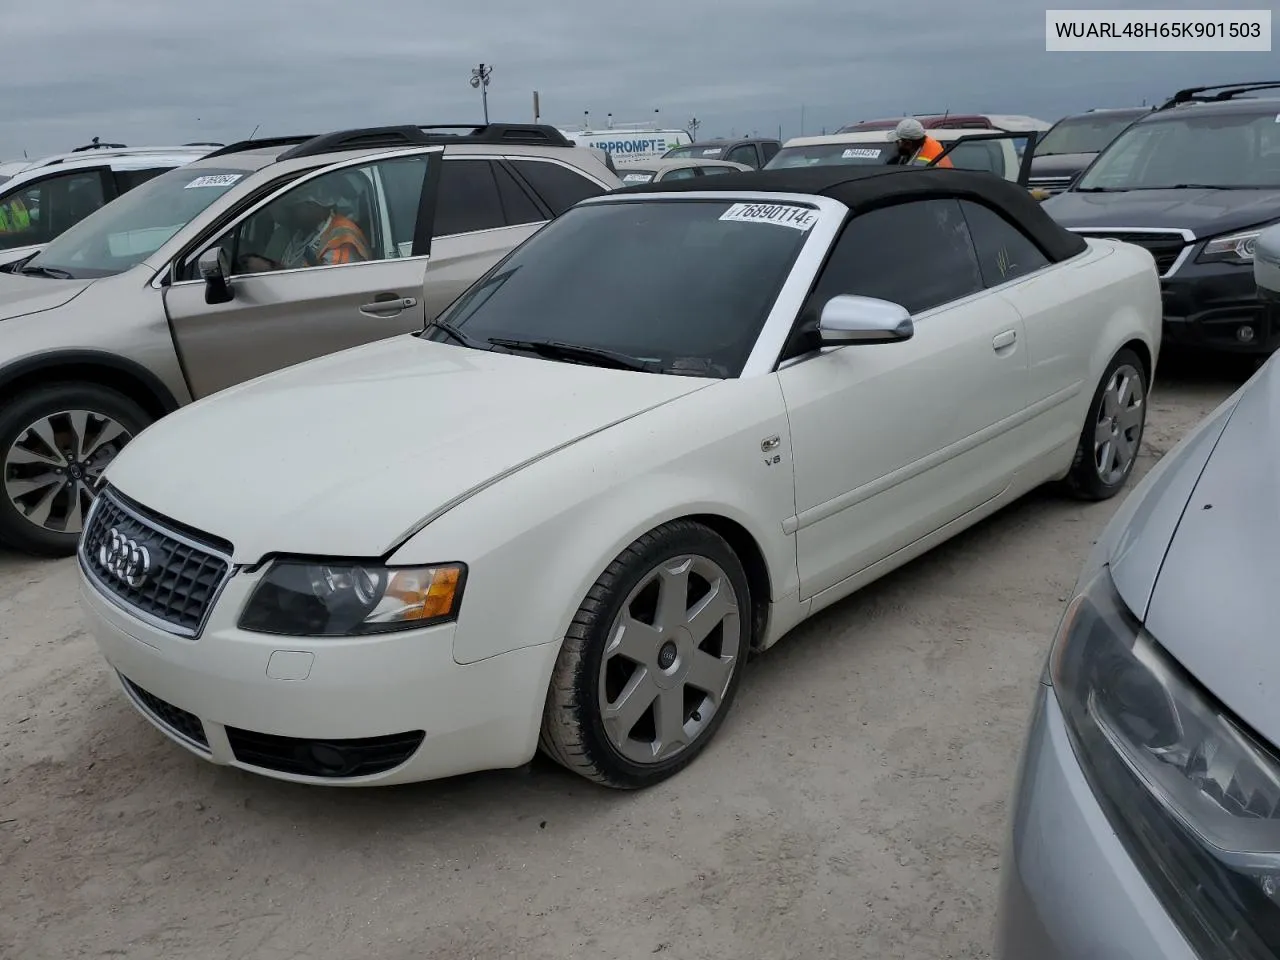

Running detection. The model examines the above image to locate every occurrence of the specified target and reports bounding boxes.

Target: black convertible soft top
[608,165,1089,263]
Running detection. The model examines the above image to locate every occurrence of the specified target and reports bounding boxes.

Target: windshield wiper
[1073,186,1127,193]
[486,337,656,372]
[425,318,471,346]
[19,264,74,279]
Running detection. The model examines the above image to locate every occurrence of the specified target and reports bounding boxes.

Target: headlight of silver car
[238,560,466,636]
[1052,565,1280,959]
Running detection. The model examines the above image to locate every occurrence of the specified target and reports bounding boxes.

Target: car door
[0,167,114,254]
[162,149,439,399]
[959,198,1099,460]
[776,198,1030,600]
[725,143,761,169]
[418,157,552,321]
[931,132,1036,186]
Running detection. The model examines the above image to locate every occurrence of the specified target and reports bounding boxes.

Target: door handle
[359,295,418,316]
[992,329,1018,351]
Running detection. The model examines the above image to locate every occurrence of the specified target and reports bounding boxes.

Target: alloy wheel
[597,554,743,765]
[1093,363,1144,486]
[3,409,133,535]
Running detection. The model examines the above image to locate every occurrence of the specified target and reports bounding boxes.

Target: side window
[433,159,506,237]
[803,198,983,316]
[960,200,1050,286]
[725,144,759,168]
[761,142,781,162]
[493,162,546,226]
[700,165,733,176]
[509,159,606,216]
[664,167,699,181]
[213,155,428,276]
[0,171,107,250]
[114,167,171,193]
[945,141,1002,176]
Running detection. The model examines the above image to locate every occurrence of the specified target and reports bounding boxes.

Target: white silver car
[77,166,1160,790]
[0,141,213,266]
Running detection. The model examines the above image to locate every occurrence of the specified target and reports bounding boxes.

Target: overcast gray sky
[3,0,1274,156]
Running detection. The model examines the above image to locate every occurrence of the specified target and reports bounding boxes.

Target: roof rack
[72,138,127,152]
[201,135,318,159]
[1158,81,1280,109]
[276,123,575,160]
[182,141,225,147]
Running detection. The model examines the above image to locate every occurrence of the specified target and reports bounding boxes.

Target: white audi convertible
[77,166,1161,789]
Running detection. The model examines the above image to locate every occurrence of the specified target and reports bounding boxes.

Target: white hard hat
[894,118,926,141]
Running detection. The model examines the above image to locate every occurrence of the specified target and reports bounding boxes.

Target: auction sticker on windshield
[184,174,242,189]
[843,148,882,158]
[719,202,817,231]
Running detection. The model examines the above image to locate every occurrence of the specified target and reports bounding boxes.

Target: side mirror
[1255,223,1280,301]
[817,294,914,345]
[198,247,233,304]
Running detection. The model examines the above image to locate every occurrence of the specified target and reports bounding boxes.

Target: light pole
[469,63,493,123]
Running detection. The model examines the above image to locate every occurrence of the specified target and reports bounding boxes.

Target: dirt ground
[0,353,1247,960]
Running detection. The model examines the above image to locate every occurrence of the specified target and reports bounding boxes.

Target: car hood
[1043,188,1280,237]
[1143,357,1280,747]
[103,335,713,563]
[0,272,94,320]
[1030,153,1095,177]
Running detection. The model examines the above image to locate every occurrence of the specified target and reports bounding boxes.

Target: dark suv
[1028,107,1153,198]
[661,138,781,169]
[1043,82,1280,356]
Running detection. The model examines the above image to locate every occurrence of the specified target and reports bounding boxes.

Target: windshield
[1075,111,1280,190]
[618,169,656,184]
[666,145,724,159]
[765,142,891,169]
[24,166,248,278]
[1035,113,1144,156]
[426,198,816,377]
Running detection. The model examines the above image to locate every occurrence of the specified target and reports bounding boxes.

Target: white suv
[0,141,215,266]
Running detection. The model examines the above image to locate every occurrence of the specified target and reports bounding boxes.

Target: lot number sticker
[719,202,818,231]
[842,147,882,158]
[184,174,242,189]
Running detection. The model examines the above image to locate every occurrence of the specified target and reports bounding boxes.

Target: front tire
[539,520,751,789]
[0,384,150,557]
[1062,348,1147,501]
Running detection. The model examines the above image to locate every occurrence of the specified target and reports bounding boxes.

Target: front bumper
[1162,258,1279,355]
[994,685,1197,959]
[78,562,561,786]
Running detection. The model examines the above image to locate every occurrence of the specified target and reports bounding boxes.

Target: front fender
[389,376,798,664]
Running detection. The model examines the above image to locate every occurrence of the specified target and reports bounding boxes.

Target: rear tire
[1061,348,1147,501]
[539,520,751,789]
[0,384,151,557]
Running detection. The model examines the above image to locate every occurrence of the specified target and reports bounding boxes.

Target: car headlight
[238,560,466,636]
[1051,565,1280,959]
[1198,227,1270,265]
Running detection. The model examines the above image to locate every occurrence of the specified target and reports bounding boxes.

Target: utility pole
[688,117,701,139]
[469,63,493,123]
[533,90,540,122]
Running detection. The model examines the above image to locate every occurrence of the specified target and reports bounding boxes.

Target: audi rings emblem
[99,528,154,588]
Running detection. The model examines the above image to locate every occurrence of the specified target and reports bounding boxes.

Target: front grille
[1070,229,1188,276]
[80,490,232,637]
[225,727,425,778]
[122,676,209,749]
[1029,175,1073,195]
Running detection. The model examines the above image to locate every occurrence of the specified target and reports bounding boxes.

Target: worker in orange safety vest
[892,118,954,169]
[243,180,371,273]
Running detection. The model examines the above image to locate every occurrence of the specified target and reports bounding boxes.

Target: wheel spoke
[1114,432,1137,470]
[603,668,658,747]
[27,419,67,466]
[5,474,61,500]
[686,649,734,701]
[1096,440,1114,474]
[1094,418,1113,447]
[82,420,129,461]
[653,689,688,759]
[21,480,64,527]
[606,616,663,664]
[1118,402,1144,432]
[1101,385,1122,418]
[685,577,735,644]
[63,482,91,534]
[6,445,64,468]
[67,411,91,461]
[655,559,693,631]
